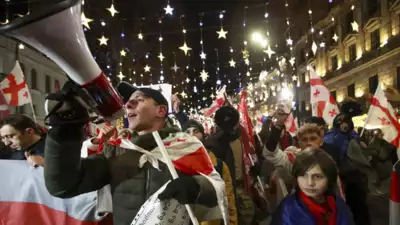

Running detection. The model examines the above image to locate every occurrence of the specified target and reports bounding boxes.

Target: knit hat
[182,120,205,136]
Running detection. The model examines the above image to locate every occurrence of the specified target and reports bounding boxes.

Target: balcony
[323,34,400,81]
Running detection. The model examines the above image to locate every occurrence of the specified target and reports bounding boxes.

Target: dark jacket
[271,192,355,225]
[3,135,46,160]
[44,125,218,225]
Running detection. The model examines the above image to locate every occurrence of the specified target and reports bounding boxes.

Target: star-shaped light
[289,57,295,66]
[181,91,187,99]
[217,28,228,39]
[200,70,209,82]
[186,78,190,83]
[138,33,143,40]
[292,76,298,81]
[286,38,293,46]
[107,4,119,17]
[229,59,236,67]
[246,71,251,76]
[158,53,165,62]
[120,49,126,56]
[98,35,109,46]
[264,46,275,58]
[351,21,359,32]
[242,49,249,59]
[200,52,207,60]
[332,33,339,42]
[81,12,93,29]
[171,64,180,72]
[320,42,326,48]
[312,41,318,54]
[117,72,125,81]
[244,58,250,65]
[144,65,151,72]
[179,42,192,55]
[164,4,174,15]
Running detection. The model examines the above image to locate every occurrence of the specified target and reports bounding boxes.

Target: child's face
[297,164,328,200]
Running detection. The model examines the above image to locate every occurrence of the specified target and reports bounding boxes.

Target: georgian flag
[82,133,228,225]
[390,161,400,225]
[201,86,226,117]
[284,113,298,137]
[364,85,400,150]
[0,61,32,106]
[309,67,339,125]
[0,160,111,225]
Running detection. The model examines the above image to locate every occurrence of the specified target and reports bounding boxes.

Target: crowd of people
[0,80,397,225]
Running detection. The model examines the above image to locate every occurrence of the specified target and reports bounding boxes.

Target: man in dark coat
[44,81,220,225]
[0,114,45,167]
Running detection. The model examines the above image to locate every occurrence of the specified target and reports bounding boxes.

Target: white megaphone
[0,0,125,122]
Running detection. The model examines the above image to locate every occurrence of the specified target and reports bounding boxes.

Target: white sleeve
[262,145,293,173]
[81,138,99,158]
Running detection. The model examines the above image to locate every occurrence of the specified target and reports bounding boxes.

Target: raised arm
[44,124,111,198]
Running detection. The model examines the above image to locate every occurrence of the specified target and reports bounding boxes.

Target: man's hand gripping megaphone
[44,80,107,126]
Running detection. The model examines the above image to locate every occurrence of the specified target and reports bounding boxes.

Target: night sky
[0,0,332,111]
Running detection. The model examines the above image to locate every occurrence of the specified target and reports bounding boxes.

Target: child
[271,148,354,225]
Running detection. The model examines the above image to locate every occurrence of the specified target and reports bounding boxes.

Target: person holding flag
[43,81,225,225]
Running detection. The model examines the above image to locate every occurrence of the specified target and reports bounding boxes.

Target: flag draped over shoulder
[0,61,32,106]
[89,133,228,225]
[0,160,110,225]
[309,67,339,125]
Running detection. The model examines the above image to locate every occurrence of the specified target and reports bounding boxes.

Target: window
[30,69,37,90]
[301,101,306,112]
[369,75,379,93]
[348,84,355,97]
[331,91,337,101]
[371,29,380,49]
[343,11,354,36]
[331,55,338,70]
[301,72,306,85]
[45,75,51,93]
[349,44,357,61]
[367,0,381,19]
[397,67,400,90]
[55,80,60,91]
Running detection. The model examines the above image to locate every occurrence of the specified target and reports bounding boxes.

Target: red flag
[237,91,268,209]
[201,86,226,117]
[284,113,298,137]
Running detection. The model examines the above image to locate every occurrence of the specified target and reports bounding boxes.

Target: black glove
[44,80,91,126]
[158,176,200,204]
[250,163,261,178]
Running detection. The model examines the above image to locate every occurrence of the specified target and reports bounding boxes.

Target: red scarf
[299,191,337,225]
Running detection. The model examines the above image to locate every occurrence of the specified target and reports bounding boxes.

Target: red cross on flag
[309,67,339,125]
[201,85,226,117]
[0,61,31,106]
[364,85,400,149]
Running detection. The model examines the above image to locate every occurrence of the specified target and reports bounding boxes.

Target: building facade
[0,35,68,125]
[294,0,400,120]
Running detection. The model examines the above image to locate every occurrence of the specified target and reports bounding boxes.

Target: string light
[179,16,192,55]
[217,12,228,39]
[106,1,119,17]
[98,35,109,46]
[199,15,209,82]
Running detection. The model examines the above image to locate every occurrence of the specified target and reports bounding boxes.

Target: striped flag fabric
[81,132,228,224]
[390,160,400,225]
[201,86,226,117]
[0,160,111,225]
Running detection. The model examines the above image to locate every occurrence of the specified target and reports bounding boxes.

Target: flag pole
[152,131,199,225]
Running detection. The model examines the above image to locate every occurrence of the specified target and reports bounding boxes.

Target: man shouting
[44,81,223,225]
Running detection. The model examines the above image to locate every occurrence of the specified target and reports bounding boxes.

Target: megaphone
[0,0,125,122]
